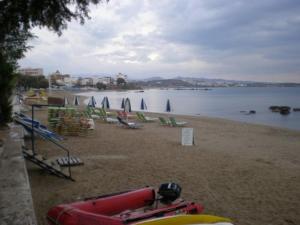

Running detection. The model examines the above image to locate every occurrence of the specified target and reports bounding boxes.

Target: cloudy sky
[19,0,300,82]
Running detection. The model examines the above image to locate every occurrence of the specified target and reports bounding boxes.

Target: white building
[18,68,43,76]
[91,77,104,86]
[49,70,71,86]
[92,76,114,85]
[79,78,93,86]
[63,77,78,87]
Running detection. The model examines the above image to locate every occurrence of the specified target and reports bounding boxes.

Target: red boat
[47,184,204,225]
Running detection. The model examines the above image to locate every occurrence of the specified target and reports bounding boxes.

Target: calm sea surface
[78,87,300,131]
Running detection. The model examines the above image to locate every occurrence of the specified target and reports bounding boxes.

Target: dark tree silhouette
[17,75,49,90]
[116,77,126,86]
[96,82,107,90]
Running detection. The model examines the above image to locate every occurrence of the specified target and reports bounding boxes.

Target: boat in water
[47,183,205,225]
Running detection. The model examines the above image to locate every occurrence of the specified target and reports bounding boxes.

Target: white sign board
[181,128,194,146]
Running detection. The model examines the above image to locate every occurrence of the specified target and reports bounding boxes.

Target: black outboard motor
[158,183,182,203]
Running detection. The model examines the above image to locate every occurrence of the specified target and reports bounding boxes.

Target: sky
[19,0,300,82]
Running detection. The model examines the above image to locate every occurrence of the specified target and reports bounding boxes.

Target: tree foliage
[96,82,107,90]
[0,0,107,126]
[116,77,126,86]
[0,54,18,126]
[17,75,49,90]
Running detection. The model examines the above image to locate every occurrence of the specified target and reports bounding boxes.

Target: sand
[24,91,300,225]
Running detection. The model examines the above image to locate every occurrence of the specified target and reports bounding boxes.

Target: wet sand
[24,91,300,225]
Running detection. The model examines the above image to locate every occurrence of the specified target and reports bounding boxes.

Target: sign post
[181,128,195,146]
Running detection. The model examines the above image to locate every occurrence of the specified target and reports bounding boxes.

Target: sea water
[78,87,300,131]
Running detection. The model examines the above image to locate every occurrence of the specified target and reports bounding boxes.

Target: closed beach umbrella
[140,98,147,110]
[88,96,96,107]
[101,96,105,106]
[64,96,69,106]
[105,96,110,109]
[74,96,80,106]
[121,98,125,109]
[92,96,97,106]
[102,96,110,109]
[124,98,131,112]
[166,99,171,112]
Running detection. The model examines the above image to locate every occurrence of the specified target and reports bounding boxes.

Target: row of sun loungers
[85,107,188,129]
[16,108,186,134]
[136,112,187,127]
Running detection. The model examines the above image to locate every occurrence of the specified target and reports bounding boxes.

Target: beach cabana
[74,96,80,106]
[140,98,147,110]
[166,99,171,112]
[64,97,69,106]
[124,98,131,113]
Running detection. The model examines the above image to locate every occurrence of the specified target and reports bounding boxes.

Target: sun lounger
[117,116,142,129]
[84,107,94,118]
[136,112,144,121]
[98,108,118,123]
[137,112,157,122]
[159,117,171,126]
[169,117,187,127]
[117,111,136,120]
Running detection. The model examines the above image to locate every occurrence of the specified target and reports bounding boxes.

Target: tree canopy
[0,0,107,62]
[0,0,107,126]
[17,75,49,90]
[116,77,126,86]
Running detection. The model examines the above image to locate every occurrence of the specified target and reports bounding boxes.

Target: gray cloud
[19,0,300,82]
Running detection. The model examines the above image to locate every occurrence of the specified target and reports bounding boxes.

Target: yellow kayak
[134,215,232,225]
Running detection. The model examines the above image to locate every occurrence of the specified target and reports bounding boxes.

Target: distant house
[78,77,93,86]
[50,70,70,86]
[63,77,78,87]
[18,68,44,77]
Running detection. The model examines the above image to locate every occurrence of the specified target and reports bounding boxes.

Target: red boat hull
[47,187,203,225]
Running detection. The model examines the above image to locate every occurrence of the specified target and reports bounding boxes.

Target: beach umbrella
[124,98,131,112]
[166,99,171,112]
[101,96,110,110]
[64,96,69,106]
[140,98,147,110]
[101,97,106,109]
[88,96,96,107]
[74,96,80,106]
[106,97,110,109]
[121,98,125,109]
[92,96,97,106]
[101,97,105,106]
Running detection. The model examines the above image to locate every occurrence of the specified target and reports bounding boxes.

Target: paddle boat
[134,215,233,225]
[47,183,205,225]
[14,112,63,141]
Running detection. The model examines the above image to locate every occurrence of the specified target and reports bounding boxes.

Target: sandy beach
[24,91,300,225]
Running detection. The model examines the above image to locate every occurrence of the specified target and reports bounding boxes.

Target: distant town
[17,67,300,90]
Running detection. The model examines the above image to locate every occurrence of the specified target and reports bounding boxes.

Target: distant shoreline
[48,89,300,132]
[74,87,300,131]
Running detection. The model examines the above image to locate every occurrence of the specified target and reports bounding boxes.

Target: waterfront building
[18,68,44,76]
